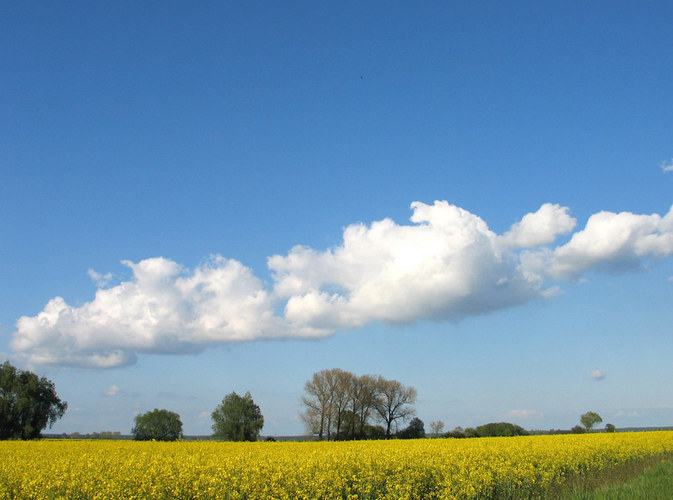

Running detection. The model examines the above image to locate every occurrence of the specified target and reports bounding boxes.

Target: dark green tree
[362,424,386,440]
[580,411,603,431]
[397,417,426,439]
[212,391,264,441]
[0,361,68,440]
[132,409,183,441]
[476,422,528,437]
[605,423,617,433]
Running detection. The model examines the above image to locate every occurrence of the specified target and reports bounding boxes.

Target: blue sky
[2,2,672,436]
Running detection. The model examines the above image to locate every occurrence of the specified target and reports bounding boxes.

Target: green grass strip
[561,456,673,499]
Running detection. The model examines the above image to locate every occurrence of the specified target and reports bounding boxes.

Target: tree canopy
[212,391,264,441]
[132,409,183,441]
[580,411,603,431]
[475,422,529,438]
[0,361,68,440]
[397,417,425,439]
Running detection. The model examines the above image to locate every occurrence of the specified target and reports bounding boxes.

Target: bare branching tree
[300,369,417,440]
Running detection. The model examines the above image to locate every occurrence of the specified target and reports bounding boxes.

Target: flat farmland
[2,432,673,499]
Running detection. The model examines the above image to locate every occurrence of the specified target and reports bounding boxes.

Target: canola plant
[1,431,672,499]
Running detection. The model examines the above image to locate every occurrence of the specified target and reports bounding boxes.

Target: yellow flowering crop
[1,431,672,499]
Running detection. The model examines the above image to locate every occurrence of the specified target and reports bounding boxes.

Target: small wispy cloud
[660,159,673,172]
[507,409,542,419]
[197,411,211,420]
[590,370,606,380]
[103,385,120,397]
[88,269,114,288]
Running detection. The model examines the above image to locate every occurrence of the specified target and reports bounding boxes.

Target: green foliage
[572,424,587,434]
[212,391,264,441]
[445,427,467,439]
[580,411,603,431]
[476,422,529,437]
[0,361,67,440]
[604,423,616,433]
[132,409,183,441]
[397,417,425,439]
[464,427,479,438]
[362,424,386,440]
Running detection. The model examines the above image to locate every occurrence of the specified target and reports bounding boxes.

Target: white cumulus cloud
[661,159,673,172]
[270,201,547,330]
[500,203,576,248]
[11,200,673,368]
[11,255,320,368]
[521,205,673,281]
[591,370,606,380]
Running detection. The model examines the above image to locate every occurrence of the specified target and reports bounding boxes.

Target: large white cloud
[11,201,673,368]
[11,255,324,368]
[270,201,547,330]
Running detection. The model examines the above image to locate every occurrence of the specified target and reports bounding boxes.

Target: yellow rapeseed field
[1,431,672,499]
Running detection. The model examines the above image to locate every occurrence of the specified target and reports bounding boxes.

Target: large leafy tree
[212,391,264,441]
[132,409,183,441]
[0,361,68,440]
[580,411,603,431]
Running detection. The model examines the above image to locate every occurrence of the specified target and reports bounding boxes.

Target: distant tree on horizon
[132,409,182,441]
[397,417,425,439]
[429,420,445,437]
[300,369,417,440]
[580,411,603,431]
[212,391,264,441]
[476,422,528,437]
[372,377,417,439]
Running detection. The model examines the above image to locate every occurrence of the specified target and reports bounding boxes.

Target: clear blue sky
[2,2,672,436]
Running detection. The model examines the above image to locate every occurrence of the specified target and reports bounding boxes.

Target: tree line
[0,361,617,441]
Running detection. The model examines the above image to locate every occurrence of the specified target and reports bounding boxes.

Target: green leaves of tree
[211,391,264,441]
[0,361,67,440]
[132,409,183,441]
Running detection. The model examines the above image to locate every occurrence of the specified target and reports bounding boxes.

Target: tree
[212,391,264,441]
[362,424,386,440]
[580,411,603,431]
[301,369,379,441]
[0,361,67,440]
[429,420,445,438]
[476,422,528,437]
[446,427,467,439]
[397,417,425,439]
[132,409,182,441]
[301,369,336,440]
[345,373,379,440]
[372,377,417,439]
[605,423,616,433]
